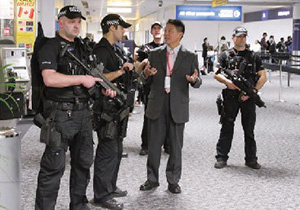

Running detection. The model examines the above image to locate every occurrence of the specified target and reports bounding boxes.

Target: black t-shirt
[93,38,123,82]
[136,41,164,62]
[93,37,125,114]
[38,35,89,101]
[218,48,264,84]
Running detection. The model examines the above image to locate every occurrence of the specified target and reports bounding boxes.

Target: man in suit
[139,19,201,194]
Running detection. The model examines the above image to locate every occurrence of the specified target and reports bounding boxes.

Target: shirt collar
[167,44,181,55]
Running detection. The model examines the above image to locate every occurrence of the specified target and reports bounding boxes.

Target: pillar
[37,0,56,37]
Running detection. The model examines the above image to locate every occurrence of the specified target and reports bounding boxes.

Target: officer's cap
[151,21,163,30]
[101,14,131,29]
[232,26,248,37]
[57,5,86,20]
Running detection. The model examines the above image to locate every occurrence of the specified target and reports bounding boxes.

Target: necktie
[165,49,175,93]
[167,49,175,76]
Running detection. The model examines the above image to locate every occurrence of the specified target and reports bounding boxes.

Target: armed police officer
[135,21,169,156]
[90,14,133,210]
[214,27,267,170]
[34,6,116,210]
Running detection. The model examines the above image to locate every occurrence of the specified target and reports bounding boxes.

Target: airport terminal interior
[1,0,300,209]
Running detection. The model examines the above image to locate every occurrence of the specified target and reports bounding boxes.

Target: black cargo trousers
[216,89,257,163]
[35,101,93,210]
[93,115,124,203]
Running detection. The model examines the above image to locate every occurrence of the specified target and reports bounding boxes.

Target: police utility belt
[43,97,90,110]
[33,99,90,148]
[53,101,89,111]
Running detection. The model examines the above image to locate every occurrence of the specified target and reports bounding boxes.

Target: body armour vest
[43,36,90,102]
[225,48,258,85]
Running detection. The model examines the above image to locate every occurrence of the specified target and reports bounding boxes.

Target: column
[37,0,55,37]
[292,3,300,63]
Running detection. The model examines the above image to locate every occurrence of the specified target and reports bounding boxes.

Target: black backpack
[30,22,50,114]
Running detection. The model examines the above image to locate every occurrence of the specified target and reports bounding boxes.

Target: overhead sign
[244,7,292,23]
[176,5,242,21]
[212,0,228,7]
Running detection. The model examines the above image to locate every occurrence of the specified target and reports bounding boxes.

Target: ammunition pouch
[73,85,84,96]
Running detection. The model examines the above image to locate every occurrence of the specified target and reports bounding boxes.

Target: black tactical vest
[44,37,90,102]
[225,48,258,85]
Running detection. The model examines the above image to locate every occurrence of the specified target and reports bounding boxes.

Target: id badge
[165,76,171,89]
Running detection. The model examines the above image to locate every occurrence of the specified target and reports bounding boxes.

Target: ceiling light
[81,1,89,8]
[107,7,132,13]
[107,1,132,7]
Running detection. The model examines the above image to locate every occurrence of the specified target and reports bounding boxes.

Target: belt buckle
[62,102,68,110]
[61,102,73,110]
[74,101,83,110]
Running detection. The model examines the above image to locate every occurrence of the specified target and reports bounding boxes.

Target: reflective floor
[20,72,300,210]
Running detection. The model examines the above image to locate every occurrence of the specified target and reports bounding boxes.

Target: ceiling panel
[68,0,297,23]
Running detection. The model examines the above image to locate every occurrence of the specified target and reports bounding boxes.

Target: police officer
[135,21,169,156]
[35,5,115,210]
[91,14,133,210]
[214,26,267,170]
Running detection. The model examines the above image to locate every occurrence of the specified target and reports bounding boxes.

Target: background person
[201,37,209,74]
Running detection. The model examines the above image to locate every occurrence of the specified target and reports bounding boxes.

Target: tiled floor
[20,72,300,210]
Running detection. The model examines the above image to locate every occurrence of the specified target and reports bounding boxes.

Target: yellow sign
[15,0,36,51]
[212,0,228,7]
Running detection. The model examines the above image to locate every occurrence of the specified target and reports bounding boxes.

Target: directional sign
[176,5,242,21]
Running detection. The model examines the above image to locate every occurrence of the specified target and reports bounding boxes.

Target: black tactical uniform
[215,48,264,164]
[136,41,167,153]
[35,34,93,210]
[92,37,130,204]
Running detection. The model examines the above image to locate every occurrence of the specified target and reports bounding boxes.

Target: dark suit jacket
[145,45,201,124]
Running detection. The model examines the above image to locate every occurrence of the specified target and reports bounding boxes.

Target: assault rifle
[137,44,151,61]
[60,44,127,105]
[216,67,266,108]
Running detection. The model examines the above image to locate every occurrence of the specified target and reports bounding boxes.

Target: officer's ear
[58,18,64,28]
[109,25,118,33]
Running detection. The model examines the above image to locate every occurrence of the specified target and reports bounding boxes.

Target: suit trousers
[147,93,185,185]
[35,108,93,210]
[141,93,170,151]
[93,133,123,203]
[216,89,257,162]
